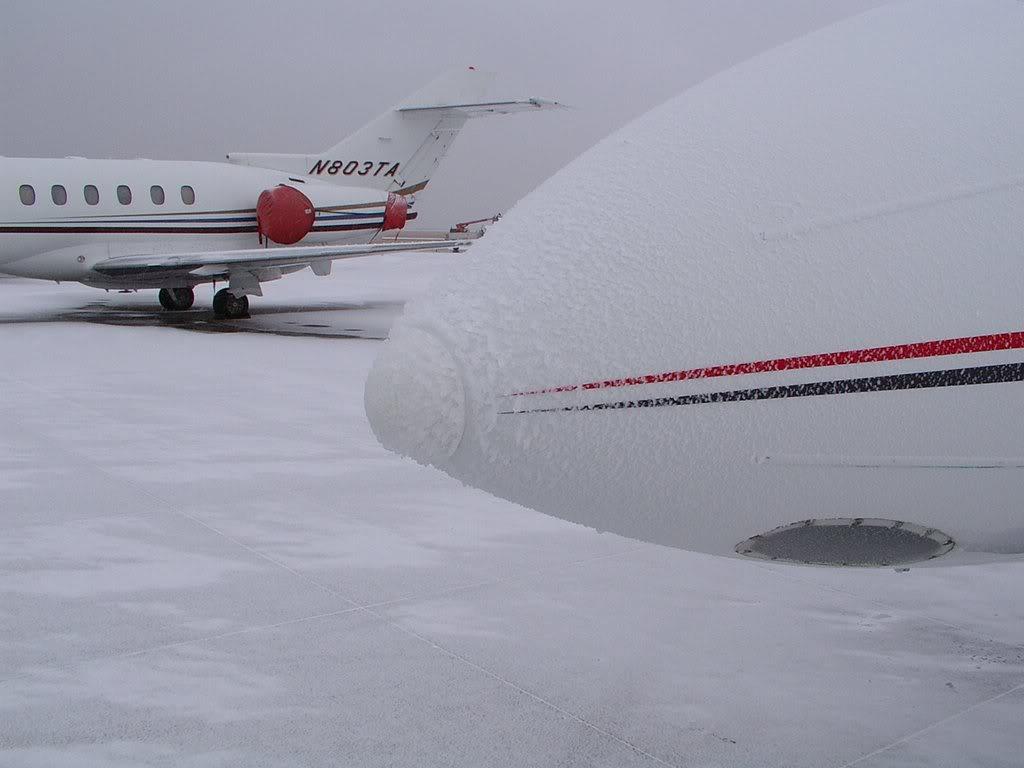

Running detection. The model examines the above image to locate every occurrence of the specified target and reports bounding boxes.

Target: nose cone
[362,0,1024,564]
[364,326,466,464]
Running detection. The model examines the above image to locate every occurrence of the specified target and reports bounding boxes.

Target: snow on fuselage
[365,0,1024,566]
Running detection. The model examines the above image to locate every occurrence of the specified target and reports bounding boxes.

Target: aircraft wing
[92,239,467,279]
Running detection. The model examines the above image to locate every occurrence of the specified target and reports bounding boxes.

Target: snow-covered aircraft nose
[365,0,1024,567]
[365,325,466,464]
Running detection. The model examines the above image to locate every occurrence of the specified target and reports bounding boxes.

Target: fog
[1,0,880,228]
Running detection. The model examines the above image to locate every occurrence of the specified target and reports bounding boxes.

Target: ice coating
[366,0,1024,561]
[365,325,466,463]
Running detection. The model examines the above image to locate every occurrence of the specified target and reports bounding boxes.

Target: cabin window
[51,185,67,205]
[150,185,165,205]
[117,185,132,205]
[84,185,99,205]
[180,185,195,205]
[19,185,35,205]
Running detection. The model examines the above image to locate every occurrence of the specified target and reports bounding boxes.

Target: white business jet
[0,69,560,318]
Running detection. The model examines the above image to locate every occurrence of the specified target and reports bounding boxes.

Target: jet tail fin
[227,68,562,195]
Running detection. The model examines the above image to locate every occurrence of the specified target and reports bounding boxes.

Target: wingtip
[528,97,571,110]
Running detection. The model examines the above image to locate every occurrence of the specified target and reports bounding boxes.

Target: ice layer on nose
[364,326,466,464]
[361,0,1024,561]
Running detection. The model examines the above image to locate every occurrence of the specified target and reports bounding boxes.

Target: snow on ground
[0,261,1022,768]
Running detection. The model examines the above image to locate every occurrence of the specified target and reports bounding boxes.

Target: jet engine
[257,185,315,245]
[382,193,408,231]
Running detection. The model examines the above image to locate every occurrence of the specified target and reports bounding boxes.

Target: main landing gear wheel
[158,287,195,311]
[212,288,249,319]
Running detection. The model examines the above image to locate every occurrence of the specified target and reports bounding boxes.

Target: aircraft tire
[213,288,249,319]
[159,287,195,311]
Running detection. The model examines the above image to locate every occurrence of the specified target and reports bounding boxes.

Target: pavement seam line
[376,618,684,768]
[3,422,670,768]
[0,546,643,686]
[151,504,678,766]
[837,681,1024,768]
[138,489,674,765]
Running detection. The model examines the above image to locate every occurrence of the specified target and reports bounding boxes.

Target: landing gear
[158,287,195,311]
[212,288,249,319]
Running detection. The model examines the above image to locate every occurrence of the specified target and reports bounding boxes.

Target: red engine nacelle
[257,185,315,245]
[382,193,408,232]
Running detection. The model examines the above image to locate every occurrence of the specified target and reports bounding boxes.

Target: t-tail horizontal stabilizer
[227,68,563,195]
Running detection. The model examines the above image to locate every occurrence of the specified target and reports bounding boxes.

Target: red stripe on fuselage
[513,331,1024,396]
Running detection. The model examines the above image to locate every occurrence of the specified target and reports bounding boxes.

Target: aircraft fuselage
[0,156,399,288]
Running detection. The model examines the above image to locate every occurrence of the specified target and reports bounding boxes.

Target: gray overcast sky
[1,1,880,228]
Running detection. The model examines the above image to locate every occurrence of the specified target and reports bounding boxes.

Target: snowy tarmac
[1,259,1022,768]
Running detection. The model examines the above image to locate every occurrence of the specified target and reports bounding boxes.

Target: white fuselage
[0,157,398,288]
[364,0,1024,566]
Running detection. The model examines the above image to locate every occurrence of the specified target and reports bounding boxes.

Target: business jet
[0,69,560,318]
[365,0,1024,568]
